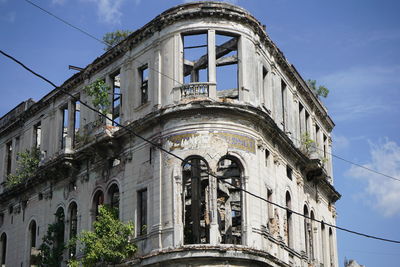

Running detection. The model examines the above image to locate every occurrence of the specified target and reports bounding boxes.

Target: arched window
[303,205,310,257]
[68,202,78,259]
[0,233,6,266]
[29,220,38,265]
[182,156,210,244]
[285,191,292,247]
[216,156,243,244]
[321,221,326,266]
[55,208,65,252]
[329,227,334,267]
[310,210,315,260]
[108,184,120,215]
[92,190,104,220]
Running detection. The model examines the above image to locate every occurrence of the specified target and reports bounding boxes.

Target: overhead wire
[1,49,400,244]
[23,0,399,184]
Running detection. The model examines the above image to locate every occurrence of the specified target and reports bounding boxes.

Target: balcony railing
[179,82,214,98]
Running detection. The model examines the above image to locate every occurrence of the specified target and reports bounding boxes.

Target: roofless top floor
[0,1,334,185]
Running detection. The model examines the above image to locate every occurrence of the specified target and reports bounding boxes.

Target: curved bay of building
[0,2,339,266]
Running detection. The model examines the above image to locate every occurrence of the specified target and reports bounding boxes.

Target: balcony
[175,82,215,100]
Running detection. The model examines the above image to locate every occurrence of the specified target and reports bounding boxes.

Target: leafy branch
[103,30,132,51]
[83,79,111,114]
[5,147,40,188]
[68,205,136,267]
[306,79,329,98]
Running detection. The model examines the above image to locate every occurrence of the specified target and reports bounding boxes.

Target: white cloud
[346,139,400,217]
[320,65,400,121]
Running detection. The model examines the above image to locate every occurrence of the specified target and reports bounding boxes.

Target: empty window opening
[108,184,120,215]
[267,189,273,228]
[92,191,104,220]
[281,80,287,128]
[73,100,80,147]
[182,157,210,244]
[304,205,312,259]
[55,208,65,253]
[329,228,334,267]
[34,122,41,149]
[61,107,69,149]
[14,136,20,160]
[310,211,315,260]
[139,65,149,105]
[138,189,147,236]
[112,72,121,125]
[216,33,238,99]
[285,192,292,247]
[265,149,270,167]
[299,103,304,135]
[5,141,12,176]
[315,124,320,149]
[1,233,6,266]
[216,157,242,244]
[305,110,310,134]
[321,221,327,266]
[323,135,328,158]
[183,33,208,84]
[29,220,37,265]
[68,202,78,259]
[286,165,293,180]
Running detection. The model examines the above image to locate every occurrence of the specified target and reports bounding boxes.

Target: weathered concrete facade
[0,2,340,266]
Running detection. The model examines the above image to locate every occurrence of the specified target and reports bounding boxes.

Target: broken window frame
[33,122,41,149]
[111,71,121,125]
[216,156,243,245]
[137,188,147,236]
[139,65,149,105]
[29,220,37,265]
[60,106,69,150]
[5,140,12,176]
[182,31,209,84]
[73,98,81,147]
[182,156,210,244]
[92,190,104,221]
[215,32,239,98]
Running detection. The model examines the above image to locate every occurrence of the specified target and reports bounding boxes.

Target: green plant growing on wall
[68,205,136,267]
[38,209,66,267]
[306,79,329,98]
[103,30,132,51]
[300,132,315,156]
[83,79,111,114]
[5,147,40,188]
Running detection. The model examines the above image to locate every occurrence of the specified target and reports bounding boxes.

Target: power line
[24,0,184,87]
[1,49,400,244]
[24,0,399,184]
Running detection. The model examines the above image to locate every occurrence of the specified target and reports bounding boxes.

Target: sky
[1,0,399,266]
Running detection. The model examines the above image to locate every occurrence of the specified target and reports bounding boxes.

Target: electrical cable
[1,48,400,244]
[24,0,184,87]
[23,0,399,184]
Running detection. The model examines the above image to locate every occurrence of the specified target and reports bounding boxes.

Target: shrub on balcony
[5,147,40,189]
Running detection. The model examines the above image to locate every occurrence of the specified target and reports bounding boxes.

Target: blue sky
[1,0,399,266]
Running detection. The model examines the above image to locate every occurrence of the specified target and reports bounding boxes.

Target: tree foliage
[300,132,315,156]
[83,79,111,114]
[38,209,66,267]
[103,30,132,51]
[306,79,329,98]
[68,205,136,267]
[6,147,40,188]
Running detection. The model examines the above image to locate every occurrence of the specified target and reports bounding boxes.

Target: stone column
[208,30,217,100]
